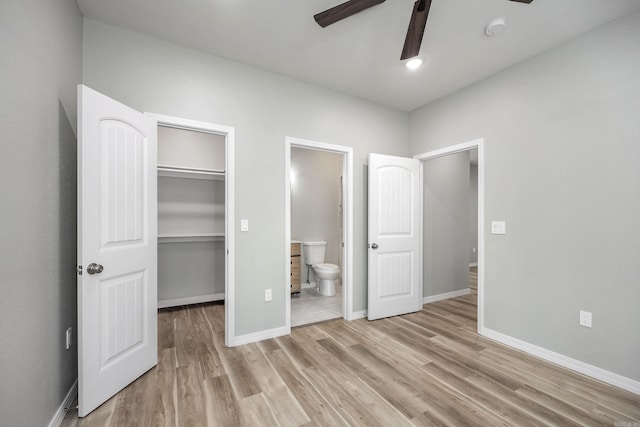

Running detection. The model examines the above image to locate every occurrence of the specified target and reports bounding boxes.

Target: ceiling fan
[314,0,534,61]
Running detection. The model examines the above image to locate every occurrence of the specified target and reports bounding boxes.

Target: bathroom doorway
[284,137,353,329]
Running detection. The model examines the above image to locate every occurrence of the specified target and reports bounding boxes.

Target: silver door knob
[371,243,379,249]
[87,263,104,275]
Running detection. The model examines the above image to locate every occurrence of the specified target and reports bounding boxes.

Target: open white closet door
[368,153,422,320]
[77,85,158,417]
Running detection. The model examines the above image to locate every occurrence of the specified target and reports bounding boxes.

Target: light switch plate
[241,219,249,232]
[491,221,506,235]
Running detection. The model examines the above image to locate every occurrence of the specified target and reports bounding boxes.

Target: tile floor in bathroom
[291,282,342,327]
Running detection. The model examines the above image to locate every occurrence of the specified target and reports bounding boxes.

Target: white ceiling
[76,0,640,111]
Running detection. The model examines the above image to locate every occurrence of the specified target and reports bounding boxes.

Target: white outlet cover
[241,219,249,232]
[579,310,592,328]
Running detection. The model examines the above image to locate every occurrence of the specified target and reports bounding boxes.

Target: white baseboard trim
[481,328,640,396]
[469,262,478,267]
[349,310,367,320]
[158,292,224,309]
[48,379,77,427]
[423,288,471,304]
[229,326,289,347]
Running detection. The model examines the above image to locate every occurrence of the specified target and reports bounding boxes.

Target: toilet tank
[302,241,326,265]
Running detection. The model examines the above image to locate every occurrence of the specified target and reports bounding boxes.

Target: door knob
[371,243,379,249]
[87,263,104,275]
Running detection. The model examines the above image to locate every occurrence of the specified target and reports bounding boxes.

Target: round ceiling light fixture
[405,57,423,70]
[485,18,507,37]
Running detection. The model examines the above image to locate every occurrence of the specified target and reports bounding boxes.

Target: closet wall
[157,126,226,307]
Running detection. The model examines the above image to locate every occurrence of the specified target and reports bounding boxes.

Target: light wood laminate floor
[62,295,640,426]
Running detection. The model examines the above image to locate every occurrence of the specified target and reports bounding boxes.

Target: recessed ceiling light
[405,57,423,70]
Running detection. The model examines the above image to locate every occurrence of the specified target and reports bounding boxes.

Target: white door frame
[285,137,354,330]
[145,113,236,346]
[414,138,485,333]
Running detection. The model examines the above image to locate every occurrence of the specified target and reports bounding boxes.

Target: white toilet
[302,241,340,297]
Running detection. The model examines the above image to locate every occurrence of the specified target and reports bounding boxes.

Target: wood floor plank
[340,378,414,426]
[143,347,178,427]
[421,362,544,426]
[176,364,207,427]
[174,309,199,368]
[301,365,388,426]
[203,374,240,427]
[343,319,433,366]
[237,393,280,427]
[275,335,316,370]
[466,373,584,426]
[263,386,311,427]
[342,343,432,418]
[63,296,640,426]
[515,383,609,427]
[220,346,262,400]
[266,348,349,426]
[315,319,362,347]
[158,310,175,349]
[238,342,290,396]
[201,302,225,333]
[344,342,509,426]
[256,337,281,353]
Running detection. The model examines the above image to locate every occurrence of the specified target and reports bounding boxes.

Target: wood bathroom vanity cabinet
[291,241,301,295]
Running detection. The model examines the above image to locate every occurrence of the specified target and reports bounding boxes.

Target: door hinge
[77,265,83,275]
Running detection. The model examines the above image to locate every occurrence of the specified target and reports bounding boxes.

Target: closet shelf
[158,165,225,181]
[158,233,225,243]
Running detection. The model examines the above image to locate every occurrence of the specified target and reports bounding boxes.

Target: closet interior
[157,125,226,308]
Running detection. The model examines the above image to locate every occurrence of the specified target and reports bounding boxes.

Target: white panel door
[77,85,158,417]
[368,153,421,320]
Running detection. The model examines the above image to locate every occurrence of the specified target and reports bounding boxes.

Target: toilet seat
[314,263,339,273]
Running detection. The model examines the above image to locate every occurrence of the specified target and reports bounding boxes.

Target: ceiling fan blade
[509,0,534,3]
[400,0,432,60]
[314,0,386,28]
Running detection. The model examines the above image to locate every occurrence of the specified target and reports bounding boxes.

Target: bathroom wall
[291,147,343,284]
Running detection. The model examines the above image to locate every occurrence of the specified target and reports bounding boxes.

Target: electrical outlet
[579,310,592,328]
[265,289,272,302]
[65,327,73,349]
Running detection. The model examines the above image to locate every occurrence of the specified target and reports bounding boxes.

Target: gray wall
[469,163,478,265]
[410,12,640,381]
[0,0,83,425]
[291,147,343,283]
[423,152,470,297]
[82,19,410,335]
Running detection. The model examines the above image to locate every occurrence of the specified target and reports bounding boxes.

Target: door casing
[284,137,354,329]
[145,113,236,346]
[414,138,485,333]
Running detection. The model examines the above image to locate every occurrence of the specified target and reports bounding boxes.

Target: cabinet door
[290,243,301,293]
